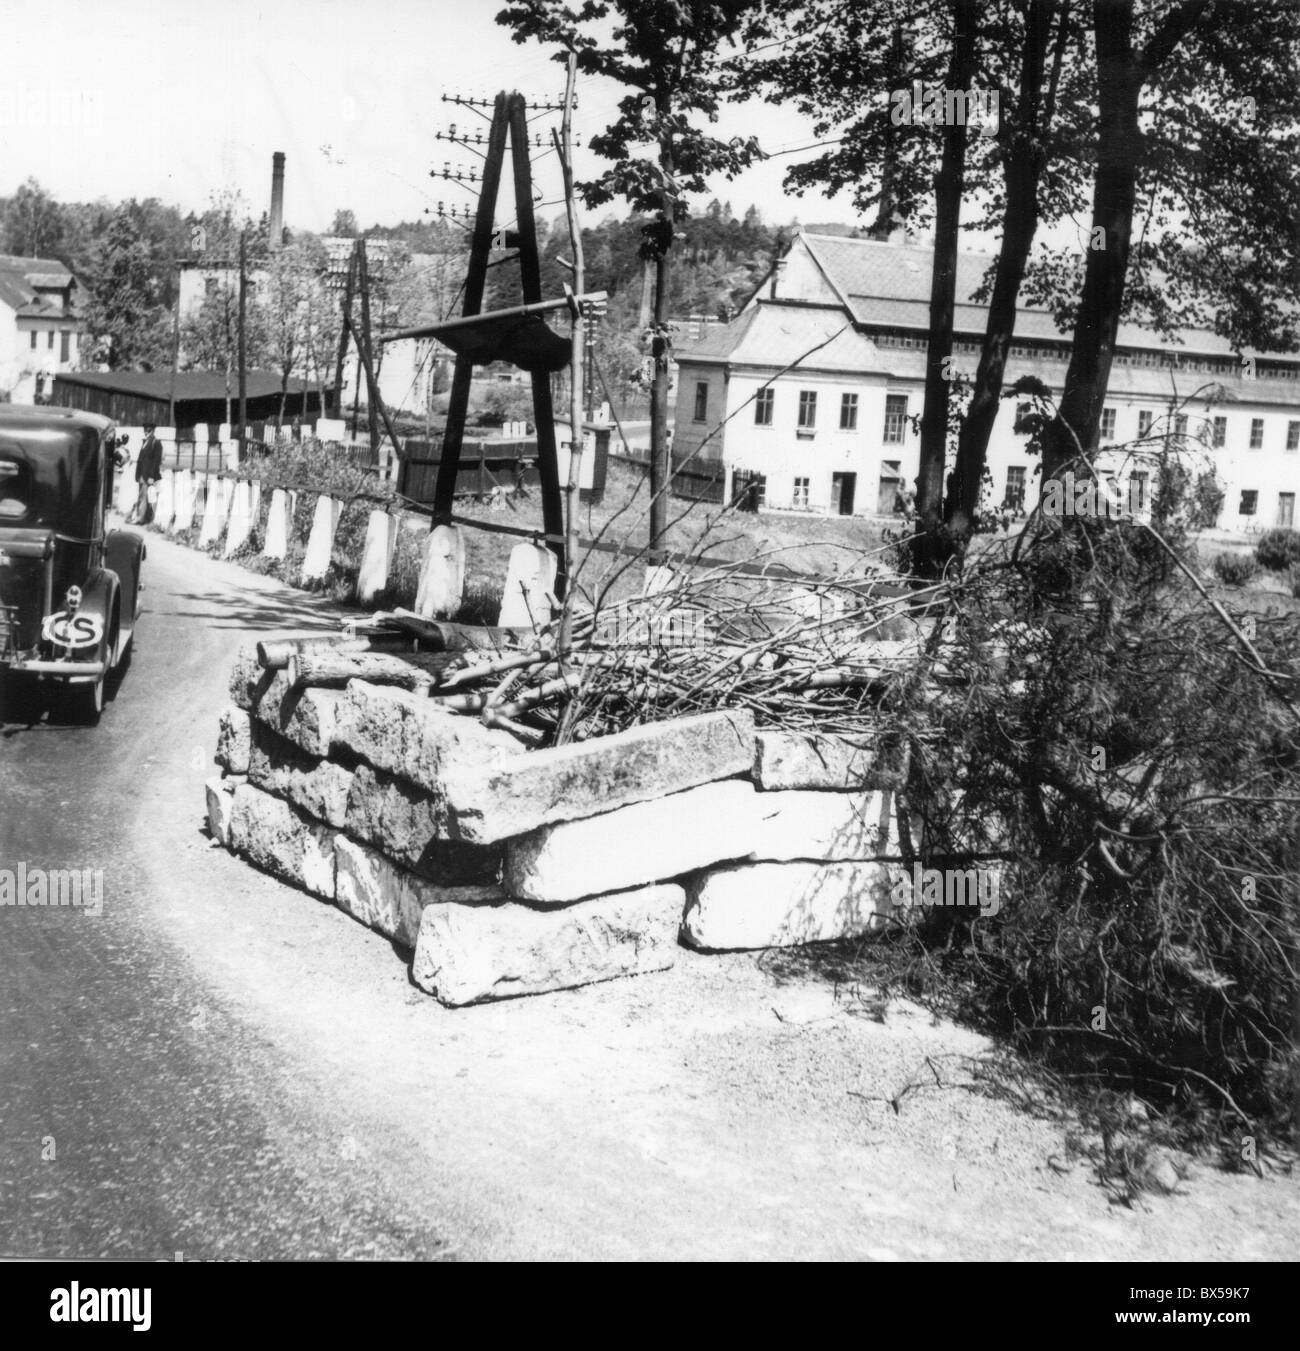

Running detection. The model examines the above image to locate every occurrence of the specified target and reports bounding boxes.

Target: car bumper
[3,658,107,681]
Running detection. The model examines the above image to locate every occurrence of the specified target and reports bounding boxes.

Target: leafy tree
[743,0,1091,571]
[81,201,174,369]
[1038,0,1300,481]
[330,208,359,238]
[262,237,329,419]
[1,178,65,258]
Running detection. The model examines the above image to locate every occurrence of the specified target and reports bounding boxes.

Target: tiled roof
[675,301,889,374]
[801,233,1293,360]
[0,253,80,319]
[53,369,323,399]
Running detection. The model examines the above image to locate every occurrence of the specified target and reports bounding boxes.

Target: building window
[754,388,774,426]
[797,391,817,429]
[1138,410,1153,438]
[47,330,54,349]
[29,330,37,350]
[884,393,908,444]
[1278,492,1295,527]
[1100,408,1116,440]
[1131,472,1149,510]
[1287,421,1300,452]
[839,392,858,431]
[1250,418,1264,449]
[792,476,810,509]
[1240,489,1258,516]
[1004,466,1026,511]
[693,382,708,423]
[1174,413,1188,438]
[1213,416,1227,448]
[59,330,70,362]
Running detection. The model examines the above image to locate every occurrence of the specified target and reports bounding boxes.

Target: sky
[0,0,867,235]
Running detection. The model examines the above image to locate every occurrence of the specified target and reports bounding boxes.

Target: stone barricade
[210,646,909,1005]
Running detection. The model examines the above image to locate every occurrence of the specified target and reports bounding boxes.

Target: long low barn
[51,369,331,429]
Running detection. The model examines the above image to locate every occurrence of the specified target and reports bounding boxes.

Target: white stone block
[414,524,465,619]
[216,704,252,774]
[505,779,758,903]
[412,882,684,1006]
[301,495,340,583]
[227,783,337,900]
[748,789,898,861]
[752,730,909,791]
[681,860,900,951]
[335,679,523,788]
[357,509,397,606]
[205,774,242,847]
[334,836,502,951]
[154,471,175,531]
[498,542,557,629]
[171,468,195,531]
[443,709,756,844]
[262,488,295,560]
[197,476,232,548]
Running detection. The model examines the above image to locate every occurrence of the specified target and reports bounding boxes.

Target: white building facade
[0,254,86,405]
[673,232,1300,532]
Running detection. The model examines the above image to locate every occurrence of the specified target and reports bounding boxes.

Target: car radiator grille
[0,557,45,657]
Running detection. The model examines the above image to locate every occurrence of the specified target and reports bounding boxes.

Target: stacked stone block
[209,643,910,1006]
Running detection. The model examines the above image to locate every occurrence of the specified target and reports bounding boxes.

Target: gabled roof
[799,232,1293,360]
[0,253,81,320]
[675,300,889,375]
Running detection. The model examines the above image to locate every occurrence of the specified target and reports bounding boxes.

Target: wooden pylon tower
[431,91,568,597]
[332,239,403,460]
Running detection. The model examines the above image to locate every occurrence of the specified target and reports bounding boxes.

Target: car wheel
[69,672,105,726]
[1,672,44,725]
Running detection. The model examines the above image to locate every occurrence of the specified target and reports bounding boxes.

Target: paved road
[6,529,1294,1264]
[0,530,454,1260]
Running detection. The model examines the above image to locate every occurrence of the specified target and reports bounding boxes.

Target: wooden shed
[50,370,330,430]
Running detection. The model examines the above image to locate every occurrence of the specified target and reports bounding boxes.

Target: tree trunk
[946,0,1062,542]
[912,0,979,579]
[1041,0,1142,480]
[648,128,675,564]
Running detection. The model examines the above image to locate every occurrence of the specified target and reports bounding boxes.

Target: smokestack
[269,151,285,251]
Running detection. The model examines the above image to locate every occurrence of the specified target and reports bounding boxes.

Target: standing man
[130,423,164,524]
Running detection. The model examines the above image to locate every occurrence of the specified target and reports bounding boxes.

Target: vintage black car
[0,407,145,723]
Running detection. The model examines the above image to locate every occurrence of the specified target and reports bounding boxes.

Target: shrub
[1288,562,1300,598]
[886,513,1300,1142]
[1212,551,1257,586]
[1254,528,1300,571]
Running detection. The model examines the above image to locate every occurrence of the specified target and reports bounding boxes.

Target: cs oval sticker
[42,611,104,650]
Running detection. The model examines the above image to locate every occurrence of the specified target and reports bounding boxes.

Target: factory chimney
[269,151,285,251]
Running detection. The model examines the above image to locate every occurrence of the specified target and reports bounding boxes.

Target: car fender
[105,529,146,622]
[74,568,121,668]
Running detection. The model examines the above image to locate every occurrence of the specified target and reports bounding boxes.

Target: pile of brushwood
[879,472,1300,1159]
[273,538,926,749]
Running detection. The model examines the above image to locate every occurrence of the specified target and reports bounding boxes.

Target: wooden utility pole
[237,230,248,457]
[557,50,585,645]
[348,240,406,468]
[167,267,181,430]
[333,243,358,420]
[507,91,566,596]
[648,107,675,564]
